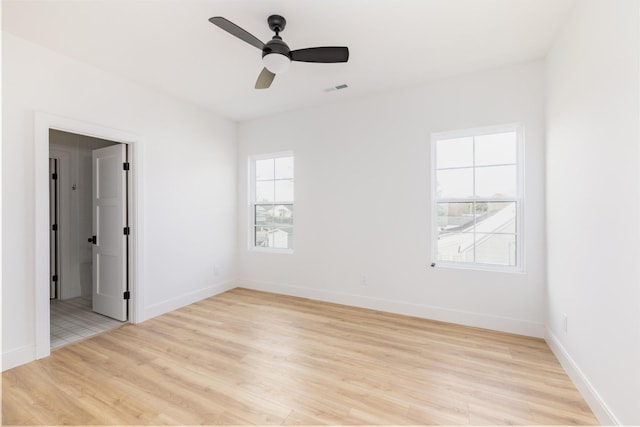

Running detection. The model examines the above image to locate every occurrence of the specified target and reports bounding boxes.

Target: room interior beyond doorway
[49,129,128,348]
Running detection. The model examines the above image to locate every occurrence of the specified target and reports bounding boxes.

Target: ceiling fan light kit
[263,53,290,74]
[209,14,349,89]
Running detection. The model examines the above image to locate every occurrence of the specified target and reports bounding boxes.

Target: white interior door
[92,144,128,321]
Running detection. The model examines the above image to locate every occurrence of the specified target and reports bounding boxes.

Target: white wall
[2,32,237,370]
[545,1,640,424]
[237,62,547,337]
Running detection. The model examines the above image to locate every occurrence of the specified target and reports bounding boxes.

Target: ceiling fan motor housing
[263,37,291,59]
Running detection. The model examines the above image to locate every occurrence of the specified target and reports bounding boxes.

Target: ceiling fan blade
[209,16,265,50]
[290,47,349,63]
[255,67,275,89]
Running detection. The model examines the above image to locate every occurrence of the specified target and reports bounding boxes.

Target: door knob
[88,236,97,244]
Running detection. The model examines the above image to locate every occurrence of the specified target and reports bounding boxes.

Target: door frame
[48,151,69,300]
[34,112,144,359]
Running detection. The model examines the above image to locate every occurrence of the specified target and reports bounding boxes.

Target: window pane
[275,179,294,202]
[255,205,268,226]
[475,202,516,234]
[475,165,516,198]
[437,232,475,263]
[275,156,294,179]
[256,181,274,202]
[437,168,473,198]
[254,226,270,248]
[255,225,293,249]
[255,158,274,181]
[255,204,294,226]
[475,132,517,166]
[437,202,474,233]
[272,226,293,249]
[271,204,294,225]
[437,137,473,169]
[475,233,516,266]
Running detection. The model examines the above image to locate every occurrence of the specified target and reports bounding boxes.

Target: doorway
[48,129,129,348]
[34,112,142,360]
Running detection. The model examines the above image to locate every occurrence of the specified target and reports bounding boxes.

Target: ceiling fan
[209,15,349,89]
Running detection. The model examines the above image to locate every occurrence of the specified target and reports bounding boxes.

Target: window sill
[250,247,294,255]
[430,261,524,274]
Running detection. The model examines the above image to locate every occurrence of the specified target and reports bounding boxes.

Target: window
[250,152,294,251]
[432,125,523,271]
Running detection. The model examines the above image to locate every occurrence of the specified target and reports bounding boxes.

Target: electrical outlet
[562,313,568,333]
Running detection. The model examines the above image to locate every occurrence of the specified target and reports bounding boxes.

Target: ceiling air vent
[323,84,348,93]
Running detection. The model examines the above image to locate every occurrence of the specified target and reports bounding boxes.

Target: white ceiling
[2,0,576,121]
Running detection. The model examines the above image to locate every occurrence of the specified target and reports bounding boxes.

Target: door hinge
[52,275,58,282]
[123,226,130,235]
[52,173,58,180]
[52,224,58,231]
[123,291,131,300]
[123,162,130,171]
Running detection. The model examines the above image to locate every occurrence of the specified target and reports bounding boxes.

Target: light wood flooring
[3,288,598,425]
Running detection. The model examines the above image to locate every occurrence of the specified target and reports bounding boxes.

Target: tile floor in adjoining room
[50,296,124,349]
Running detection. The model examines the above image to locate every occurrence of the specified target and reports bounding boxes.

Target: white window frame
[430,123,524,272]
[249,151,294,254]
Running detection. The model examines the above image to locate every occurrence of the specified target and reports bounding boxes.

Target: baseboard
[237,279,545,338]
[2,344,36,372]
[142,280,235,321]
[545,328,619,425]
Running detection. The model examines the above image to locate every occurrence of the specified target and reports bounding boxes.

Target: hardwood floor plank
[3,288,598,425]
